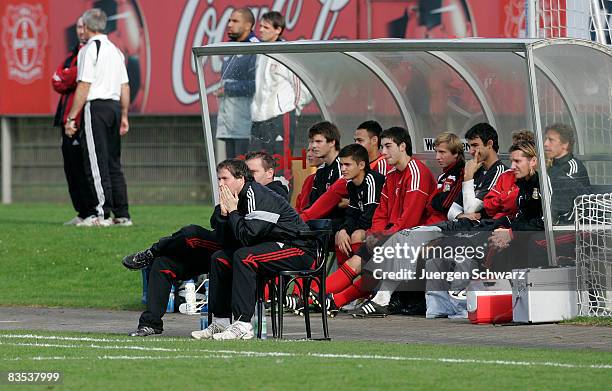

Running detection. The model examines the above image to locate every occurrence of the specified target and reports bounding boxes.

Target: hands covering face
[219,185,238,214]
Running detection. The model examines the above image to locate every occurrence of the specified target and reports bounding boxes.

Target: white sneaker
[212,321,254,340]
[191,322,228,340]
[77,215,113,227]
[113,217,133,227]
[63,216,83,225]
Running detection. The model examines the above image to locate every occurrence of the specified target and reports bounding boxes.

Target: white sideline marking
[0,333,186,343]
[0,335,611,370]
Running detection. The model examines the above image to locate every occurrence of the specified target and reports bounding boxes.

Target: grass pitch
[1,204,611,390]
[0,203,213,309]
[0,330,611,390]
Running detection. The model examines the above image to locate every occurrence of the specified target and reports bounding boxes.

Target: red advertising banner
[0,0,563,116]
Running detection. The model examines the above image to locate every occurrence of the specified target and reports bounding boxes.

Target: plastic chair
[255,219,332,340]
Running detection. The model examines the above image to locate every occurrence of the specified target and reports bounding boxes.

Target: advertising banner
[0,0,560,115]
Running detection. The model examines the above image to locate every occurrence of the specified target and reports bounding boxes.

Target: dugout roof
[193,38,612,265]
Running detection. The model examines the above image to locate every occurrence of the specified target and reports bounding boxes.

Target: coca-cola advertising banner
[1,0,546,115]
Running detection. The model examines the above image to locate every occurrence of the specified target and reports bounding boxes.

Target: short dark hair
[380,127,412,156]
[245,150,276,171]
[357,120,383,147]
[261,11,285,35]
[234,7,255,28]
[545,123,575,153]
[338,144,370,168]
[465,123,499,152]
[217,159,253,181]
[308,121,341,151]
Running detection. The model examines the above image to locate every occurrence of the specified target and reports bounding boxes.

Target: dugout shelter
[193,38,612,272]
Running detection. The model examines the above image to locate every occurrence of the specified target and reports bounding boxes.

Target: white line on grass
[1,336,611,370]
[0,333,187,343]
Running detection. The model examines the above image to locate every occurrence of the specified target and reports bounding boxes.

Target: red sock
[335,279,369,307]
[335,243,363,268]
[326,263,359,294]
[335,246,349,267]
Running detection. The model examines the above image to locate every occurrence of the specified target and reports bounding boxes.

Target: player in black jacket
[543,123,591,224]
[123,160,296,337]
[245,150,289,201]
[193,160,315,340]
[335,144,385,263]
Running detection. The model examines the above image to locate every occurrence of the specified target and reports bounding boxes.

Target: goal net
[535,0,612,43]
[575,193,612,316]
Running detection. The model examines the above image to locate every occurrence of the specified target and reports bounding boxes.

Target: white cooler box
[512,267,578,323]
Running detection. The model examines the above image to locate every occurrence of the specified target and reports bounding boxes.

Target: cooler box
[467,279,513,324]
[512,267,578,323]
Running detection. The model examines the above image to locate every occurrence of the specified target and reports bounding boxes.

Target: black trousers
[220,138,249,159]
[81,99,129,219]
[250,110,296,156]
[61,130,92,218]
[138,225,221,330]
[209,242,313,322]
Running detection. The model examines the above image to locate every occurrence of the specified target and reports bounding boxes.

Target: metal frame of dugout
[193,38,612,268]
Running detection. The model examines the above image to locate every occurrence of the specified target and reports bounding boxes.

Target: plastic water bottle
[251,303,267,339]
[200,303,209,330]
[141,266,151,304]
[179,279,197,315]
[166,285,175,313]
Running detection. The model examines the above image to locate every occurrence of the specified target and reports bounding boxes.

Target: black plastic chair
[255,219,332,340]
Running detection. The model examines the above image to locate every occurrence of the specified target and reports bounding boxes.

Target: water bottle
[200,303,209,330]
[251,303,267,339]
[141,266,151,304]
[261,311,267,340]
[166,285,175,313]
[179,279,197,315]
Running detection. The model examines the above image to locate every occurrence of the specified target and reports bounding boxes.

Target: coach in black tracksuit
[208,166,315,327]
[64,9,131,225]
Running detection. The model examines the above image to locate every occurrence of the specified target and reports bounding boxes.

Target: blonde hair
[434,132,465,163]
[509,140,537,159]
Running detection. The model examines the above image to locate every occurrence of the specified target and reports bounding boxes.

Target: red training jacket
[369,157,436,235]
[483,170,519,219]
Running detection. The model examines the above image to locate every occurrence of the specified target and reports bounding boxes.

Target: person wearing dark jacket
[215,8,259,159]
[52,17,91,225]
[192,160,315,341]
[543,123,591,224]
[122,159,295,337]
[245,151,289,201]
[425,140,544,318]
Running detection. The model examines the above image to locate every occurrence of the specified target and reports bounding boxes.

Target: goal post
[574,193,612,316]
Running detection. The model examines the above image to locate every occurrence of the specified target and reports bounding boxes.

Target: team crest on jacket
[1,4,48,84]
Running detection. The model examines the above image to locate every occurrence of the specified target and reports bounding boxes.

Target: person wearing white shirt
[250,11,311,163]
[65,8,131,227]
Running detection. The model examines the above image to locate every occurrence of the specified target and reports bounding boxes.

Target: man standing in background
[215,7,259,159]
[250,11,311,163]
[64,8,132,227]
[52,17,92,225]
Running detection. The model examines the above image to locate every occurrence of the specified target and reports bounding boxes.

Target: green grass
[0,330,610,390]
[0,203,213,310]
[562,316,612,327]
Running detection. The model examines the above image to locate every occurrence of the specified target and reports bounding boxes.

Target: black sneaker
[348,300,389,318]
[325,294,339,318]
[128,326,162,337]
[284,294,304,314]
[122,249,155,270]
